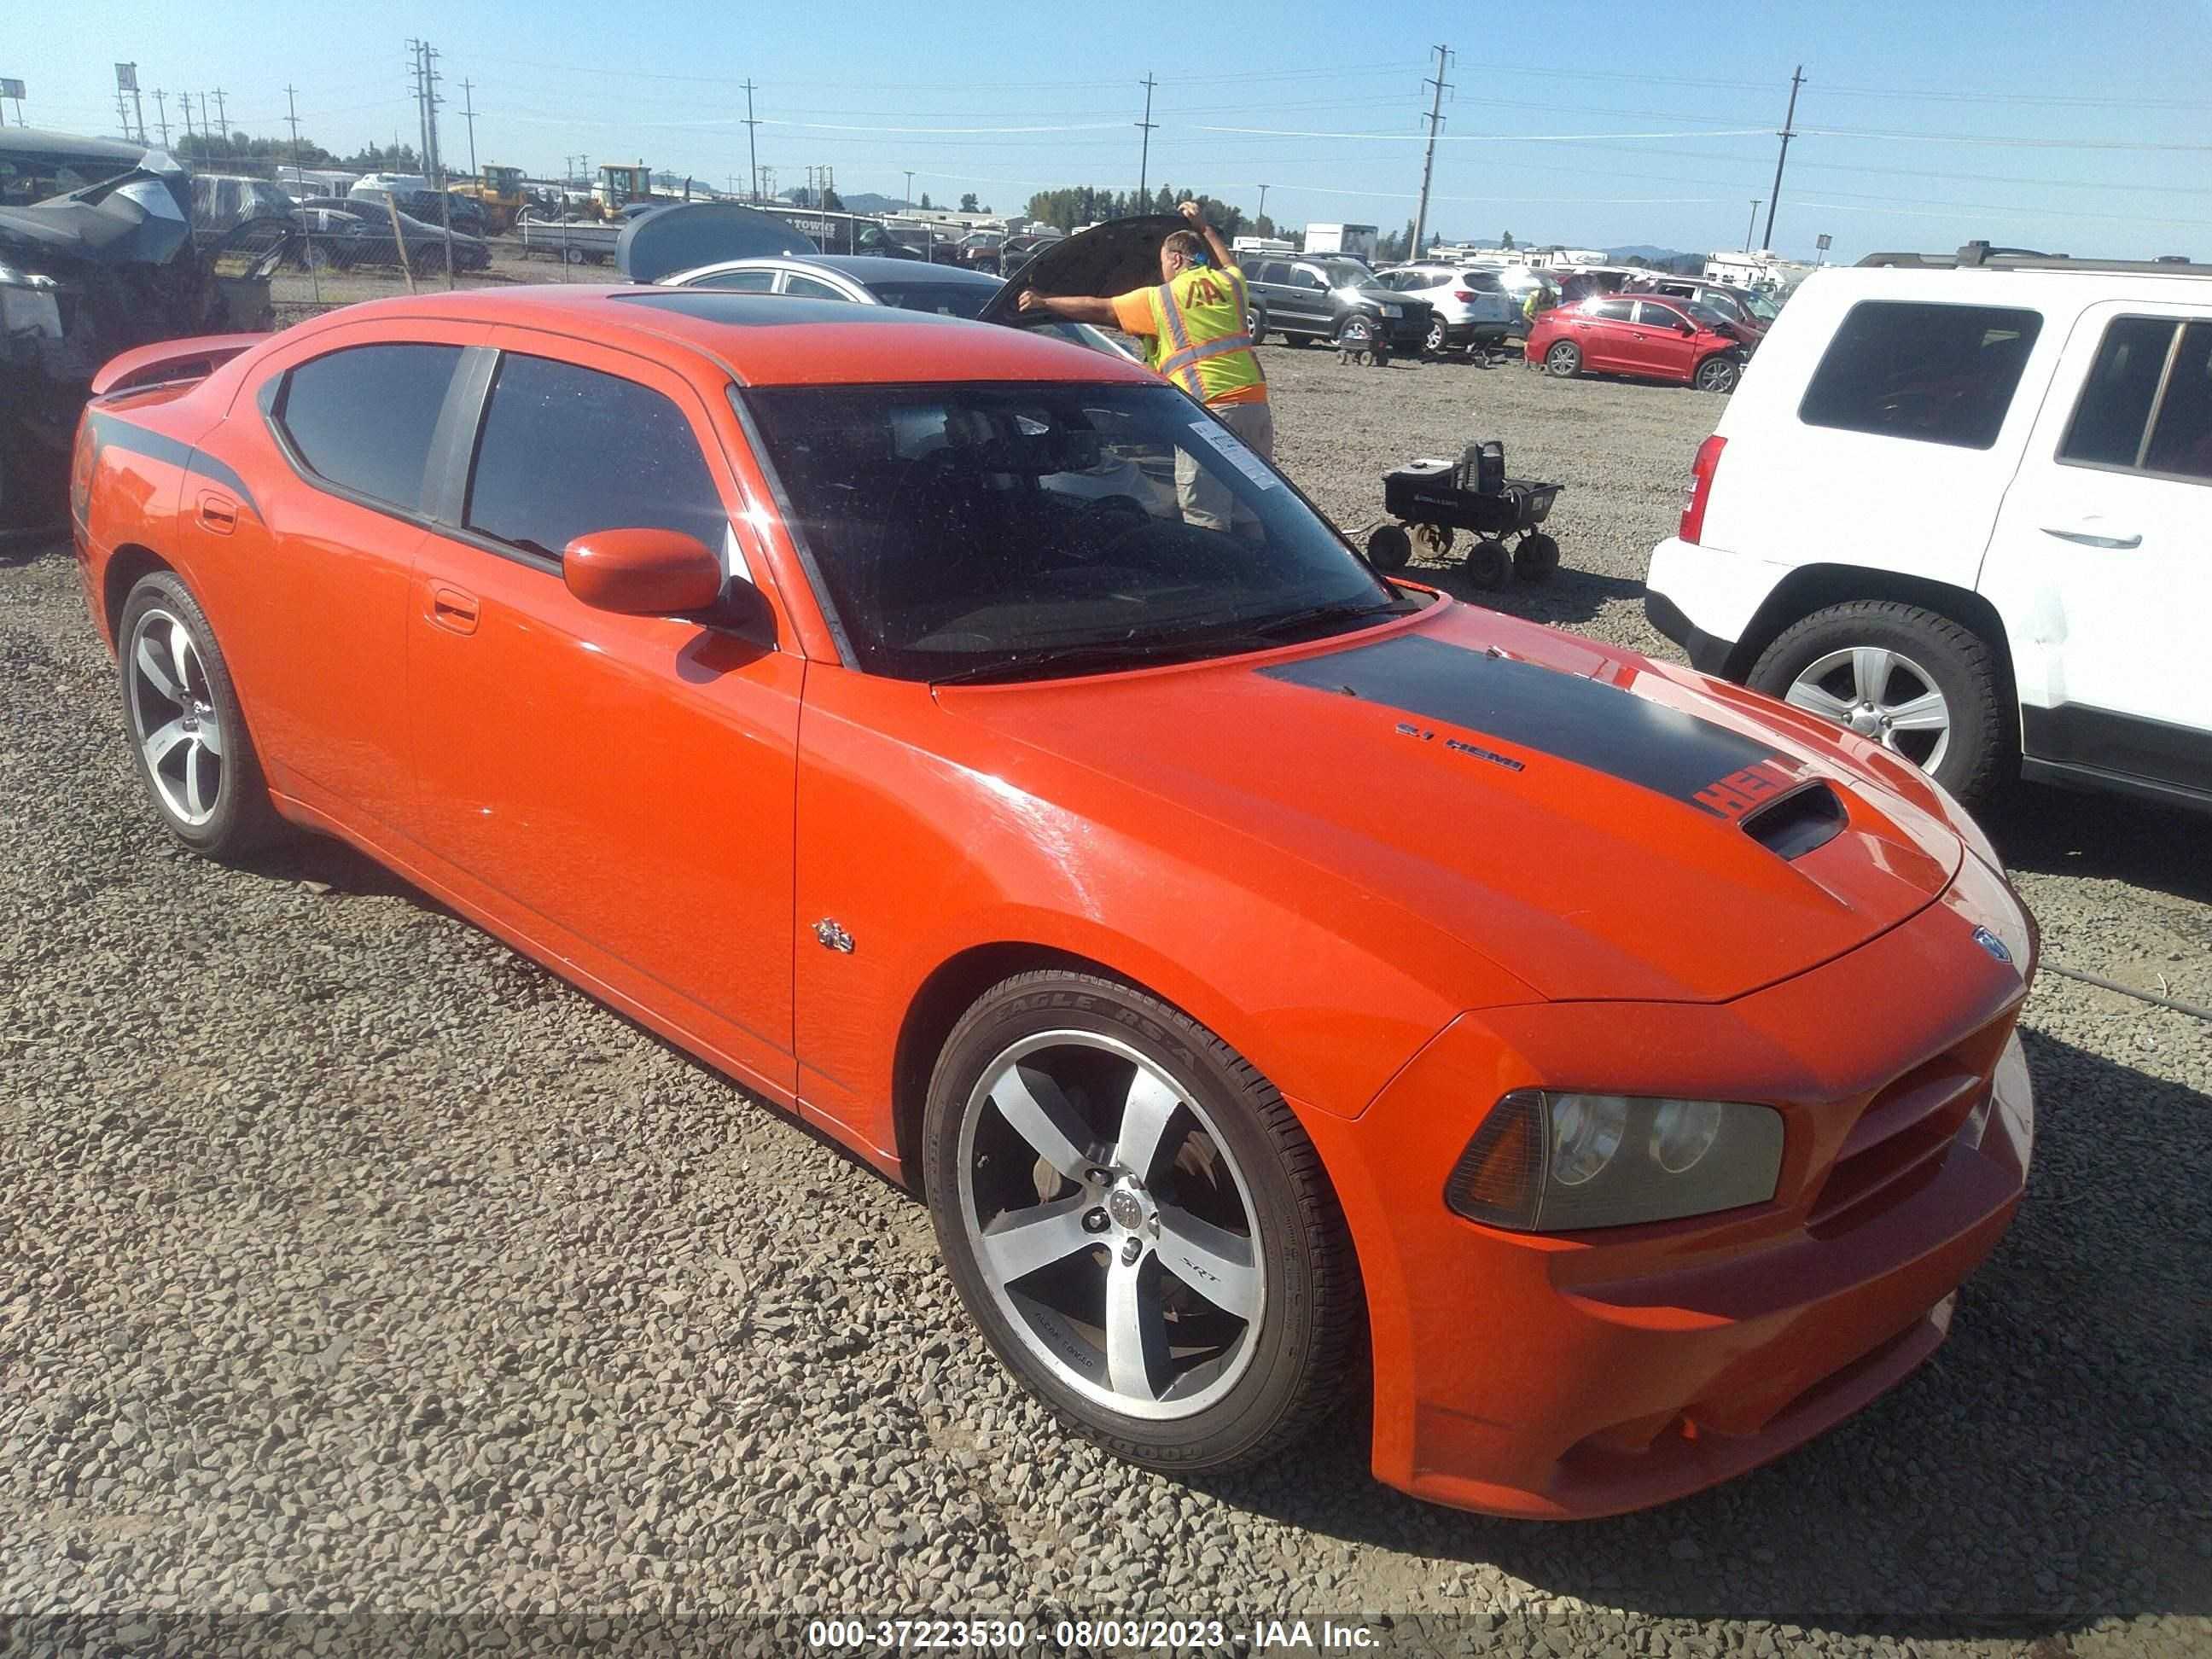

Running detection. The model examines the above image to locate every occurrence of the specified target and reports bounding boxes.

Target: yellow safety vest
[1144,265,1266,405]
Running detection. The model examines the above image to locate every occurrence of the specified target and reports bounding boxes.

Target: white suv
[1371,265,1519,355]
[1644,243,2211,812]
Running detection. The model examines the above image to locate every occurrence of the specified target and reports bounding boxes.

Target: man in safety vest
[1019,201,1270,534]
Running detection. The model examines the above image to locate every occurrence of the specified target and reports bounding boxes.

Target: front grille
[1807,1016,2013,1237]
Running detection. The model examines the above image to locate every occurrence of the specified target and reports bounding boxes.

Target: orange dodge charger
[70,287,2035,1519]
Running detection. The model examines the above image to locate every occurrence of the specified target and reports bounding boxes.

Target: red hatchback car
[71,287,2034,1520]
[1528,294,1749,393]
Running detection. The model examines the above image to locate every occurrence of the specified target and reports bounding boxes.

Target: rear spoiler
[90,333,271,398]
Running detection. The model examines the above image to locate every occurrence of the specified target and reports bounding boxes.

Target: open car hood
[975,214,1183,327]
[615,201,821,283]
[0,161,193,268]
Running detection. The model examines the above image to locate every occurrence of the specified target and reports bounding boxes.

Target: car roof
[666,254,1002,287]
[279,285,1158,390]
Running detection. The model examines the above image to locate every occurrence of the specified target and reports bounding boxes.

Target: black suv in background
[1236,253,1432,353]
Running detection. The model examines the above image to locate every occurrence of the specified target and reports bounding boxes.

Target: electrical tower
[1412,45,1452,259]
[1761,66,1804,253]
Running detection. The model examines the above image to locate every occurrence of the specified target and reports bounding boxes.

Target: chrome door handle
[2042,527,2141,549]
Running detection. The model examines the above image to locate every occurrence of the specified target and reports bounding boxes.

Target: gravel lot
[3,332,2209,1657]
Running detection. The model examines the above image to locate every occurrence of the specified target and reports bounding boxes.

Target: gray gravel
[3,344,2208,1657]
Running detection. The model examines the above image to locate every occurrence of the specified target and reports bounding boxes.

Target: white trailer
[1302,223,1377,260]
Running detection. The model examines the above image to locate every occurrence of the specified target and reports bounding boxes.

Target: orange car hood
[937,603,1964,1006]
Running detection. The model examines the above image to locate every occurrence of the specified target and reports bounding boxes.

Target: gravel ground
[3,341,2208,1658]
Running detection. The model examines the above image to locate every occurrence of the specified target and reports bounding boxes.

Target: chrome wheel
[126,607,224,826]
[1545,341,1580,377]
[956,1028,1265,1421]
[1696,354,1739,393]
[1424,317,1447,354]
[1784,645,1952,771]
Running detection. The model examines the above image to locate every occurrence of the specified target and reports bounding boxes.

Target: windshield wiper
[1248,597,1413,640]
[929,634,1227,686]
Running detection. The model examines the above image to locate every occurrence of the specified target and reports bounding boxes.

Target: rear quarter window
[275,342,463,510]
[1798,300,2043,451]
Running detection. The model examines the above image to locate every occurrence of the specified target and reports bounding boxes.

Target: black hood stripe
[88,410,260,521]
[1261,634,1795,817]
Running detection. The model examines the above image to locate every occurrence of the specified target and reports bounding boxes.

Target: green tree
[959,191,979,212]
[1500,230,1514,250]
[822,186,843,212]
[918,191,932,208]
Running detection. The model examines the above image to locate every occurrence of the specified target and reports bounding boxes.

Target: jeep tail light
[1680,434,1726,545]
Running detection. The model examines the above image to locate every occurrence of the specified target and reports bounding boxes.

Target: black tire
[1746,599,2010,809]
[116,571,283,860]
[1545,341,1580,378]
[1465,538,1512,591]
[1365,523,1412,572]
[1513,533,1561,584]
[1694,352,1743,394]
[1246,306,1267,346]
[922,970,1363,1474]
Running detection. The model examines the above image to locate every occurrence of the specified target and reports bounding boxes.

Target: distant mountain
[1604,244,1695,265]
[775,189,909,216]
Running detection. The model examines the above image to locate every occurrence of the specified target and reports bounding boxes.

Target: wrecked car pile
[2,136,288,533]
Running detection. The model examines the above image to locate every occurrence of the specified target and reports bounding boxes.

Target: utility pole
[460,79,478,182]
[1412,44,1452,259]
[114,84,132,143]
[152,89,169,147]
[904,169,914,211]
[288,86,320,302]
[1744,199,1761,253]
[180,88,195,145]
[1257,183,1269,225]
[1761,65,1803,253]
[742,79,761,201]
[212,86,228,138]
[1136,73,1157,203]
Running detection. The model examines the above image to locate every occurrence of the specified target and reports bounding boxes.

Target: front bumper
[1302,853,2035,1519]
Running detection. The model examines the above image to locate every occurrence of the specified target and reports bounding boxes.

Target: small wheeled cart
[1361,442,1563,591]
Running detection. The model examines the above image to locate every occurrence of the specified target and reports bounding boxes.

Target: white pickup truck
[1645,243,2212,813]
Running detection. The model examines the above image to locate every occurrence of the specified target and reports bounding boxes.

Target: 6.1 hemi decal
[1261,634,1802,818]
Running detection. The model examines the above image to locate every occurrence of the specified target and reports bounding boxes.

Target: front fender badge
[812,918,855,954]
[1971,925,2012,965]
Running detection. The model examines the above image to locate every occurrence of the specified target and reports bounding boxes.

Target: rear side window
[1799,300,2043,451]
[276,343,463,509]
[1589,299,1635,323]
[691,267,777,291]
[464,354,729,559]
[2062,317,2212,481]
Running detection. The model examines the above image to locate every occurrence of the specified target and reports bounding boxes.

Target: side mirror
[563,528,725,616]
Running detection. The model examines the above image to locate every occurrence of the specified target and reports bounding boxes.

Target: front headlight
[1446,1091,1784,1231]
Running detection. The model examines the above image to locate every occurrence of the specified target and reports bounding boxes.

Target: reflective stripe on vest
[1146,268,1265,405]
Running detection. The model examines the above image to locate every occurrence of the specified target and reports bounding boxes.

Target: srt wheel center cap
[1107,1186,1145,1231]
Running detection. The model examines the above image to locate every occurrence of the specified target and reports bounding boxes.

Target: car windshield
[859,280,994,318]
[1322,259,1372,290]
[742,381,1411,682]
[1741,291,1780,322]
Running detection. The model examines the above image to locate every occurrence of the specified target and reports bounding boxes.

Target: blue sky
[21,0,2212,260]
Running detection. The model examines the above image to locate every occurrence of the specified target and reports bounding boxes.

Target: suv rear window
[1798,300,2042,450]
[2061,317,2212,481]
[276,343,463,509]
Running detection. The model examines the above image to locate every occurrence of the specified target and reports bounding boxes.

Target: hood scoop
[1740,781,1848,860]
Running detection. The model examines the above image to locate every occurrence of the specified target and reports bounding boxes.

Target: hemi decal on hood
[1260,634,1801,818]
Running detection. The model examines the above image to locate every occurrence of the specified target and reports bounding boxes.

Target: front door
[1629,300,1700,381]
[1982,301,2212,793]
[405,330,805,1091]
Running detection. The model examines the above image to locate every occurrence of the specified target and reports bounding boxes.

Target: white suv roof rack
[1856,240,2207,276]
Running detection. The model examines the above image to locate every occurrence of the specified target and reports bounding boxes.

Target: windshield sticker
[1188,420,1278,491]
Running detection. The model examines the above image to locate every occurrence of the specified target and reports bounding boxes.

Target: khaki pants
[1176,399,1276,534]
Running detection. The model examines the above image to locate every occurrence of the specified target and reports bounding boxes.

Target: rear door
[405,330,806,1091]
[1575,298,1638,371]
[198,321,483,836]
[1982,301,2212,791]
